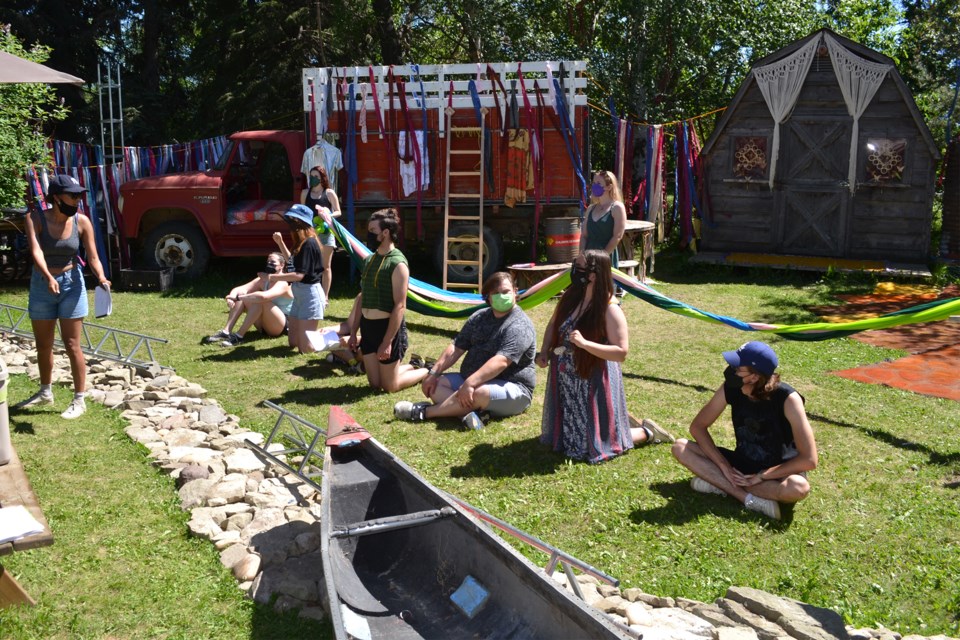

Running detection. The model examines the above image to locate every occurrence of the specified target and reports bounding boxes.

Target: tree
[0,25,68,208]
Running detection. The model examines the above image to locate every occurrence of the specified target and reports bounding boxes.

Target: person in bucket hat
[671,341,818,521]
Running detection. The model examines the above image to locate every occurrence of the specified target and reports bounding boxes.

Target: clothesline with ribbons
[25,135,229,275]
[319,208,960,339]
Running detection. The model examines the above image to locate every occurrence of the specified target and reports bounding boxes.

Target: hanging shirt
[301,139,344,191]
[397,131,430,197]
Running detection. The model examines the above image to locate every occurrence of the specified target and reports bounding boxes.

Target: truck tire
[143,222,210,279]
[433,224,503,285]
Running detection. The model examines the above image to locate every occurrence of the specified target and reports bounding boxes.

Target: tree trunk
[372,0,404,64]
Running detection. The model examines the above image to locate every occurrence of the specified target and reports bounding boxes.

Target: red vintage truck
[118,62,590,280]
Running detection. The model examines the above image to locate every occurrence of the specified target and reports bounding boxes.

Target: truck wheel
[143,222,210,278]
[434,224,503,285]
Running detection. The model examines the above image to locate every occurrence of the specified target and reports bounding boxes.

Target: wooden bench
[0,445,54,607]
[617,259,640,280]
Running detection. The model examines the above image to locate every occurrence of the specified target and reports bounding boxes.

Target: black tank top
[304,189,332,212]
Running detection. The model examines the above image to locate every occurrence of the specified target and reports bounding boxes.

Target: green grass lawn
[1,250,958,638]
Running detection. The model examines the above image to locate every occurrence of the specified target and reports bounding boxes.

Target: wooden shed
[701,29,940,264]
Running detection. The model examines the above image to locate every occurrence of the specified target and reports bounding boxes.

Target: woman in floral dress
[536,250,670,463]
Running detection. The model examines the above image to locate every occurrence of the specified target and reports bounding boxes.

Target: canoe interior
[322,440,626,639]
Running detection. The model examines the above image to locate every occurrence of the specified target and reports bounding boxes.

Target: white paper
[0,505,45,544]
[304,329,342,352]
[94,285,112,318]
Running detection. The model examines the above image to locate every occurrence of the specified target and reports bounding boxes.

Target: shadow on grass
[200,343,295,362]
[623,372,713,394]
[810,411,960,466]
[631,480,795,529]
[450,437,564,478]
[404,319,461,340]
[10,416,36,435]
[271,381,382,408]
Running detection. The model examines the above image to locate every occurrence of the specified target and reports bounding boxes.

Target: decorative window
[864,138,906,183]
[733,137,768,179]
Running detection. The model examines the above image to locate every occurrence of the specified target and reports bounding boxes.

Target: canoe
[321,406,631,640]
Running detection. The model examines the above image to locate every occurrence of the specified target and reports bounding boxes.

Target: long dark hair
[310,165,330,191]
[551,250,615,377]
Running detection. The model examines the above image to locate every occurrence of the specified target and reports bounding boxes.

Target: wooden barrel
[544,217,581,263]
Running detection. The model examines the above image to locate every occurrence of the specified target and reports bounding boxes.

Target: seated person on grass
[671,341,818,521]
[204,252,293,347]
[393,272,536,430]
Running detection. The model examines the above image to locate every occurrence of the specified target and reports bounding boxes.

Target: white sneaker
[393,401,429,422]
[691,477,728,496]
[744,493,781,520]
[15,390,54,409]
[61,398,87,420]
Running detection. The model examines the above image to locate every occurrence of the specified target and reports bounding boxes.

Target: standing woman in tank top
[16,174,111,419]
[300,165,341,298]
[579,170,627,269]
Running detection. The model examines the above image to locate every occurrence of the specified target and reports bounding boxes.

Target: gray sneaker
[745,493,781,520]
[641,418,675,444]
[15,390,54,409]
[203,329,231,344]
[61,398,87,420]
[691,477,728,497]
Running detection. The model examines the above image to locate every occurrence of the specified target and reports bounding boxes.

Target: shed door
[775,117,850,256]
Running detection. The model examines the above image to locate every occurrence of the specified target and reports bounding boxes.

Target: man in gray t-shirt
[394,272,536,428]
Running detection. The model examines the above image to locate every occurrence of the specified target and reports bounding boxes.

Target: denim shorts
[318,231,336,248]
[289,281,326,320]
[441,373,532,417]
[28,267,88,320]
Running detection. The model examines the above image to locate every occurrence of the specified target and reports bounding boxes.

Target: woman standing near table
[16,174,110,420]
[580,170,627,268]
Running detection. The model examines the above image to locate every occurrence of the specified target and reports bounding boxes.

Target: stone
[125,425,163,444]
[625,601,654,626]
[717,629,760,640]
[220,543,249,569]
[598,583,621,598]
[199,404,228,425]
[224,512,255,532]
[725,586,847,640]
[647,608,716,638]
[212,530,242,550]
[187,513,222,539]
[226,431,265,446]
[146,374,172,390]
[209,477,247,504]
[636,593,677,608]
[299,607,326,622]
[178,478,218,509]
[180,449,223,465]
[240,508,287,543]
[233,553,261,581]
[124,399,155,411]
[294,530,321,555]
[225,448,266,473]
[104,390,125,407]
[595,596,626,613]
[717,599,789,640]
[177,464,210,488]
[164,428,207,448]
[622,587,645,602]
[579,582,604,606]
[691,603,741,629]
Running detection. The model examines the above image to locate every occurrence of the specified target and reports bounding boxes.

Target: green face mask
[309,176,321,188]
[490,292,515,313]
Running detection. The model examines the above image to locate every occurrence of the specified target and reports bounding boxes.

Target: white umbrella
[0,50,83,85]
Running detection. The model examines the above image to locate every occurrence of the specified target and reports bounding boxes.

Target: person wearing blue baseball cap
[263,204,326,352]
[671,341,818,521]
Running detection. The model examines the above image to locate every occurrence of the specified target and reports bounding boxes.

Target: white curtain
[753,36,820,189]
[825,33,891,193]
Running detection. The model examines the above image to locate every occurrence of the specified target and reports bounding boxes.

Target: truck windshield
[213,140,236,171]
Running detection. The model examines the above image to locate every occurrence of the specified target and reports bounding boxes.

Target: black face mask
[57,199,79,216]
[266,263,282,273]
[571,265,591,286]
[723,366,744,389]
[366,231,382,251]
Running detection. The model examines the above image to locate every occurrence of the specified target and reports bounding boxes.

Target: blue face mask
[591,183,606,197]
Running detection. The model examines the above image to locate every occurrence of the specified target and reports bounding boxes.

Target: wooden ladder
[442,106,487,291]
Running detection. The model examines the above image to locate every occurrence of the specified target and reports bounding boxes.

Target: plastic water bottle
[0,357,11,466]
